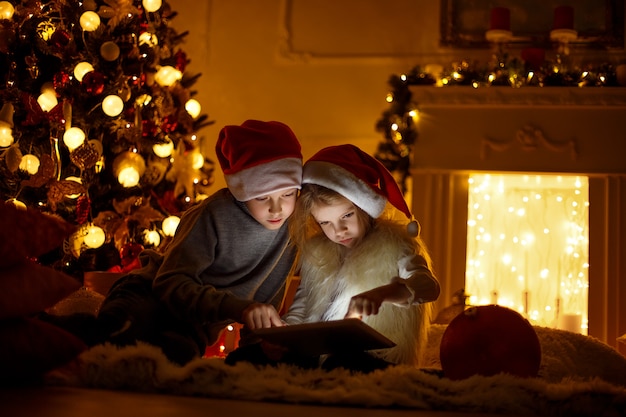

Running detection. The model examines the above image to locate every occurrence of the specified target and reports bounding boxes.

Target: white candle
[558,313,581,333]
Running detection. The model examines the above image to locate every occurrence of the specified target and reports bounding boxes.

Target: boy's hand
[241,303,285,329]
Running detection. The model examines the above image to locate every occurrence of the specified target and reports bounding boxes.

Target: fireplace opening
[465,173,589,334]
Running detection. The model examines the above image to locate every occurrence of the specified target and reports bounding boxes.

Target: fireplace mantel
[411,86,626,108]
[409,86,626,175]
[409,86,626,354]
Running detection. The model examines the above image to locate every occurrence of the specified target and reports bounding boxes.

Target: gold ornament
[70,141,101,170]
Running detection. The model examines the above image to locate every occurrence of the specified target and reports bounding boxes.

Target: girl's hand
[344,281,412,318]
[241,303,285,329]
[344,288,386,318]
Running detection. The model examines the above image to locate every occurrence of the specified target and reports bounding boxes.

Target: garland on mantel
[374,59,624,194]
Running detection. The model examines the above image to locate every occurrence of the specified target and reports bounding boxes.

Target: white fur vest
[296,220,432,367]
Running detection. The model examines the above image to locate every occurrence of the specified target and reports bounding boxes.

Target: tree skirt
[48,325,626,416]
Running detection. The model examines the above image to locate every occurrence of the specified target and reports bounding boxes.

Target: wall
[171,0,461,191]
[170,1,626,329]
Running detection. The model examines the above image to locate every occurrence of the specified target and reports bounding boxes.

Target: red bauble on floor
[439,304,541,380]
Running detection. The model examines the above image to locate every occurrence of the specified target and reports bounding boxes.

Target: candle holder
[547,5,578,86]
[486,29,513,86]
[485,7,514,86]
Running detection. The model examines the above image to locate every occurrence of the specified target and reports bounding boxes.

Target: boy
[96,120,303,364]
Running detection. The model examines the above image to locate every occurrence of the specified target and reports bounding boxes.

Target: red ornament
[75,195,91,225]
[82,71,106,95]
[53,71,71,93]
[174,50,188,72]
[50,30,71,50]
[119,242,144,268]
[141,119,157,138]
[160,114,178,133]
[439,305,541,380]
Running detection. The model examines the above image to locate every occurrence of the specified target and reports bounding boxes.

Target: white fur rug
[48,325,626,416]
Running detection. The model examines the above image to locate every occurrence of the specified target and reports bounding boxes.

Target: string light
[153,138,174,158]
[79,11,100,31]
[162,215,180,237]
[154,66,182,87]
[19,154,40,175]
[142,0,162,13]
[143,229,161,247]
[185,99,202,119]
[0,124,13,147]
[102,95,124,117]
[74,62,94,82]
[465,173,589,334]
[0,1,14,19]
[84,224,106,249]
[63,127,86,151]
[37,82,58,112]
[113,151,146,188]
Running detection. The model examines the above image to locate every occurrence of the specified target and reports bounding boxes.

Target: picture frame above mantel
[440,0,624,49]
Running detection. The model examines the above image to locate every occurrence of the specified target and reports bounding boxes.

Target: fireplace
[409,86,626,354]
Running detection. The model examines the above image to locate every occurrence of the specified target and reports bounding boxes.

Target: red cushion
[0,317,86,385]
[0,203,76,268]
[0,260,81,319]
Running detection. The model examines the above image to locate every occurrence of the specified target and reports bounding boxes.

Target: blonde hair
[289,184,374,252]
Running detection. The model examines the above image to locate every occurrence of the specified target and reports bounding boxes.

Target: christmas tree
[0,0,214,278]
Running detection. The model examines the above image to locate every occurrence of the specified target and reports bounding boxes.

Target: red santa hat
[303,144,420,236]
[216,120,302,201]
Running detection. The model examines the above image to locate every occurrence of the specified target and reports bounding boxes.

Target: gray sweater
[142,188,296,343]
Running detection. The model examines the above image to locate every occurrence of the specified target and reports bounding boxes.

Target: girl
[283,144,440,370]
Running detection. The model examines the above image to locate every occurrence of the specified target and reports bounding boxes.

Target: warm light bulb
[138,32,158,47]
[63,127,86,151]
[192,151,204,169]
[113,151,145,188]
[0,1,14,19]
[102,95,124,117]
[162,216,180,237]
[143,229,161,247]
[118,166,140,187]
[74,62,94,82]
[185,99,201,119]
[153,139,174,158]
[84,225,106,248]
[37,91,58,112]
[142,0,162,12]
[19,154,40,175]
[154,66,182,87]
[0,125,13,147]
[79,11,100,31]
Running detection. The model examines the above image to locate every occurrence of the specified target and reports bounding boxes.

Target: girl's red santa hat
[303,144,420,236]
[216,120,302,201]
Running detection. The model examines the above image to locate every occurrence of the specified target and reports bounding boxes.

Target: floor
[0,386,510,417]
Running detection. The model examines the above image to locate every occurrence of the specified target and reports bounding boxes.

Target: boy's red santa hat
[303,144,420,236]
[216,120,302,201]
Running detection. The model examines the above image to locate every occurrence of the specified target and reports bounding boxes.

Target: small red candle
[553,5,574,30]
[489,7,511,31]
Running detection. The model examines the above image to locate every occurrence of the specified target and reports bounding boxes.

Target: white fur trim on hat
[303,160,387,218]
[226,157,302,201]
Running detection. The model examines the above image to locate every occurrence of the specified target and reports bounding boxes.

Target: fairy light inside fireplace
[465,173,589,334]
